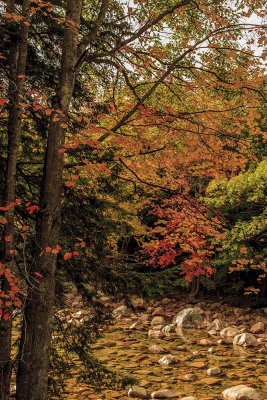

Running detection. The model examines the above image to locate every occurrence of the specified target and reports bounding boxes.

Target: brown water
[64,319,267,400]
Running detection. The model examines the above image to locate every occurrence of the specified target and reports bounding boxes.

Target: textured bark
[16,2,83,399]
[0,2,30,399]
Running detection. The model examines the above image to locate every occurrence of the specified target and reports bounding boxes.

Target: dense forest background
[0,1,266,399]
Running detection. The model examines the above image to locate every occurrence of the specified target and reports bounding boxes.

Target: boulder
[151,389,177,398]
[208,318,225,331]
[222,385,261,400]
[233,333,258,347]
[220,327,240,339]
[250,322,265,334]
[158,354,178,366]
[128,386,147,398]
[173,307,203,328]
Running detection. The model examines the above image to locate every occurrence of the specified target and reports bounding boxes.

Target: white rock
[158,354,178,366]
[173,307,203,328]
[222,385,262,400]
[151,389,177,398]
[128,386,147,398]
[233,333,258,347]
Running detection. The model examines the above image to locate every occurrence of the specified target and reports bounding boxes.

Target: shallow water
[64,319,267,399]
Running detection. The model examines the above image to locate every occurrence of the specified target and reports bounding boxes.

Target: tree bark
[16,2,83,399]
[0,2,30,399]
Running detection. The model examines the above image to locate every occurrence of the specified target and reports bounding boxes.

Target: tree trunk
[0,2,30,399]
[16,2,83,399]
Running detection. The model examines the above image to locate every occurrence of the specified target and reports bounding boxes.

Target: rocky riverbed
[61,296,267,399]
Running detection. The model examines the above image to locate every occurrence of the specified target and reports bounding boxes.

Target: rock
[131,296,145,309]
[207,367,221,376]
[233,333,258,347]
[207,347,214,354]
[233,308,244,318]
[151,316,165,327]
[139,313,150,323]
[152,306,166,316]
[173,307,203,328]
[113,305,129,318]
[129,321,143,330]
[199,338,212,346]
[220,327,240,339]
[208,318,225,331]
[251,322,265,334]
[149,345,166,354]
[128,386,147,398]
[158,354,178,366]
[162,324,176,336]
[197,377,220,385]
[179,397,197,400]
[208,329,218,336]
[151,389,177,398]
[148,329,164,339]
[183,373,196,381]
[222,384,262,400]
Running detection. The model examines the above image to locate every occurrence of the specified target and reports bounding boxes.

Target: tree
[0,2,30,398]
[0,0,266,398]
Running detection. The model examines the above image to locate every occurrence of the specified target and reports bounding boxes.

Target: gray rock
[151,389,177,398]
[233,333,258,347]
[173,307,203,328]
[222,385,262,400]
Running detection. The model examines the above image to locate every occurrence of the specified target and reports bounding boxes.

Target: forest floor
[61,296,267,400]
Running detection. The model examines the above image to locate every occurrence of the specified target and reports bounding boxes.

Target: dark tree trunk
[16,2,83,399]
[0,2,30,399]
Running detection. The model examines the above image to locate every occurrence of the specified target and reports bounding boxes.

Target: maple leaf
[64,252,72,260]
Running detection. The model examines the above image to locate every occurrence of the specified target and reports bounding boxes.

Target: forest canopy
[0,1,266,399]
